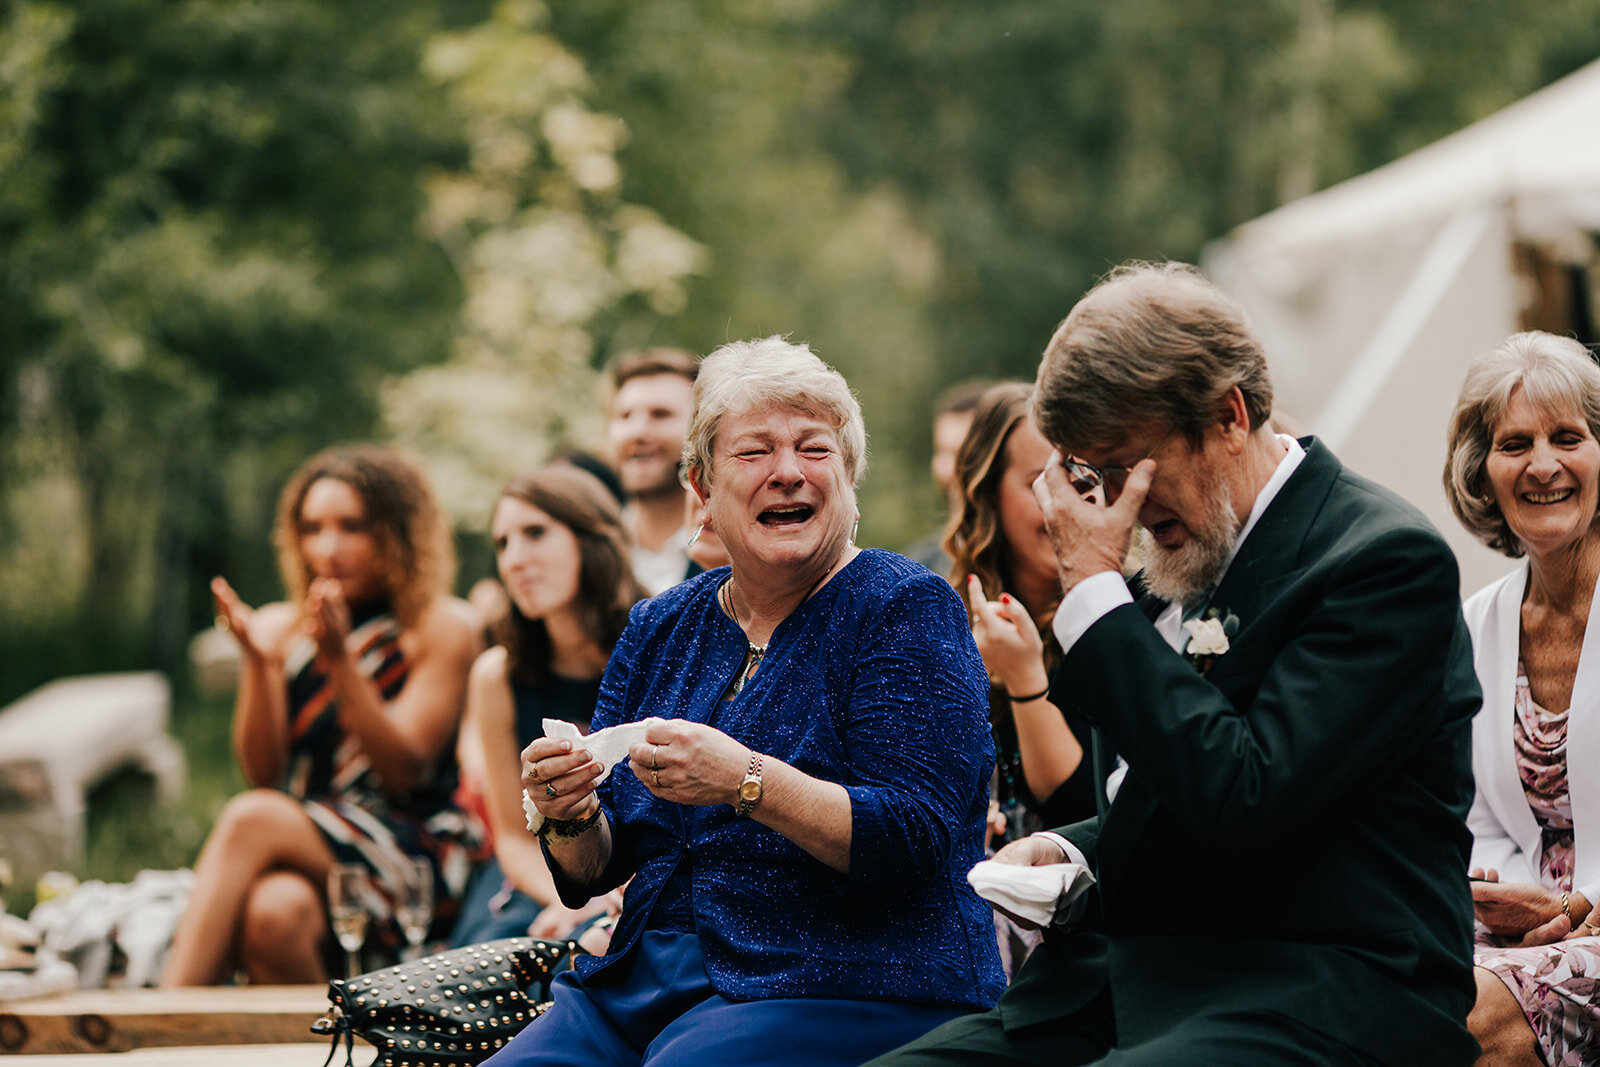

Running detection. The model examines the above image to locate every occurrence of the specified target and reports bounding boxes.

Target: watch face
[739,779,762,802]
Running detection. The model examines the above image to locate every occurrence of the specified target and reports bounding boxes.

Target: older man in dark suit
[870,263,1480,1065]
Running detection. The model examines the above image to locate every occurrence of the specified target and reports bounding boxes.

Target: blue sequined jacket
[549,549,1005,1010]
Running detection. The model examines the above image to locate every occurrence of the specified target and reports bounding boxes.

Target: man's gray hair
[683,336,867,487]
[1033,262,1274,453]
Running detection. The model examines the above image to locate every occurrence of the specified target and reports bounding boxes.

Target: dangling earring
[849,517,860,545]
[687,523,706,547]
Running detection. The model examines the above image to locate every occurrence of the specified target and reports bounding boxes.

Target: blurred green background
[3,0,1599,895]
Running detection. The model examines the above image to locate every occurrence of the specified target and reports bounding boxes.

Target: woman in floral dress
[1446,332,1600,1065]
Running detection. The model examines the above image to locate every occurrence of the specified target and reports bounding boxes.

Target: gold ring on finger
[651,745,660,771]
[652,768,661,788]
[545,782,558,799]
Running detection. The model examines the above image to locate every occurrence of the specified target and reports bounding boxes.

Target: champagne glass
[396,857,434,961]
[327,863,370,979]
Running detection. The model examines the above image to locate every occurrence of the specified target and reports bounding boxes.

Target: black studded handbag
[310,937,584,1067]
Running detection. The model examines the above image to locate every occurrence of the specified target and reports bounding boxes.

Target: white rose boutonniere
[1182,617,1229,656]
[1183,607,1240,676]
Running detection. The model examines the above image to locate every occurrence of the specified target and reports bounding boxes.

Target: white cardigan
[1464,562,1600,905]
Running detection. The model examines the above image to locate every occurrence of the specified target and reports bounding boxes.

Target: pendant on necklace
[731,642,766,697]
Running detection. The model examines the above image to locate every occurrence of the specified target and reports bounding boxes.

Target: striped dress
[283,600,481,965]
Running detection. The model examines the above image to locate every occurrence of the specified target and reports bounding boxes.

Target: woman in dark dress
[164,445,482,985]
[451,466,646,946]
[943,383,1098,972]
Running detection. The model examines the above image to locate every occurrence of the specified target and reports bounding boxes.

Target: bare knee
[240,871,325,981]
[1470,967,1541,1067]
[213,789,309,843]
[204,789,317,866]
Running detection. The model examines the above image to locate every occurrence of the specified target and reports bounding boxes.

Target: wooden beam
[13,1041,346,1065]
[0,986,329,1055]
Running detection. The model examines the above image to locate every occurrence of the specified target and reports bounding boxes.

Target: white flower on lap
[1183,617,1230,656]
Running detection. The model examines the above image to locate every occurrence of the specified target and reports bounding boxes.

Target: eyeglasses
[1062,456,1139,498]
[1062,432,1179,498]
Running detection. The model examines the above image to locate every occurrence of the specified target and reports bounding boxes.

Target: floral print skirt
[1474,667,1600,1066]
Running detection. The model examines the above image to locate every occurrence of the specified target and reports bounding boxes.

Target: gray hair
[1444,331,1600,558]
[683,336,867,488]
[1034,262,1274,453]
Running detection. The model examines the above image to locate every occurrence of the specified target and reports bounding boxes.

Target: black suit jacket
[1000,438,1480,1065]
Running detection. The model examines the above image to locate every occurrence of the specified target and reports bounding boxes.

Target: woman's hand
[305,577,353,663]
[528,889,623,940]
[212,577,271,661]
[965,576,1049,697]
[521,736,604,823]
[627,720,750,808]
[1470,868,1584,945]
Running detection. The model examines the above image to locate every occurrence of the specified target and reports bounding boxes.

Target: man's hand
[1032,453,1154,593]
[992,834,1069,868]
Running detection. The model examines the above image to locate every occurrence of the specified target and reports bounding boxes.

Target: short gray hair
[683,336,867,488]
[1444,331,1600,558]
[1034,262,1274,452]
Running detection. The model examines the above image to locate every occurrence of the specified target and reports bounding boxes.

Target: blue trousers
[482,930,967,1067]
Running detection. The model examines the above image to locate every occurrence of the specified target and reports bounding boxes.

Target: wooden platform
[17,1042,357,1065]
[0,986,330,1055]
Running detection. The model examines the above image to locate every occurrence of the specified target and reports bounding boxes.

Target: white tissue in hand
[544,717,666,784]
[967,859,1095,927]
[523,717,669,831]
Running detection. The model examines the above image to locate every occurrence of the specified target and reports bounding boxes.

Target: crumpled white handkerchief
[967,859,1096,927]
[524,716,669,831]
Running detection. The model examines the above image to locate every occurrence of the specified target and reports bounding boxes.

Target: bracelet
[1562,892,1573,922]
[538,807,602,840]
[1009,685,1051,703]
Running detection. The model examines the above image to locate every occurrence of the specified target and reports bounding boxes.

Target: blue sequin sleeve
[839,569,995,895]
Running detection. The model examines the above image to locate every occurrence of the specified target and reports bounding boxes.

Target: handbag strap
[311,1005,355,1067]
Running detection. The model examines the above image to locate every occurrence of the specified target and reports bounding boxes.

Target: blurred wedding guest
[468,578,511,635]
[553,449,627,508]
[905,380,991,573]
[943,383,1097,972]
[607,348,701,594]
[1446,331,1600,1067]
[450,466,646,947]
[488,336,1003,1066]
[164,445,481,986]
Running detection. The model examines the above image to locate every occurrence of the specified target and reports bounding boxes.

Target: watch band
[735,752,764,818]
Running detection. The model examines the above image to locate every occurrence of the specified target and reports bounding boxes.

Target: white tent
[1204,57,1600,594]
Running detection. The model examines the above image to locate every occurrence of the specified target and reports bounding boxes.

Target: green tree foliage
[547,0,1600,544]
[0,0,478,686]
[384,0,706,522]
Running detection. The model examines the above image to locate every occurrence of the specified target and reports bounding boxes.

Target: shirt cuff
[1033,831,1091,926]
[1034,831,1087,868]
[1051,570,1133,654]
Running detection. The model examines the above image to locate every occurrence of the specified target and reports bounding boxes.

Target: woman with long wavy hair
[945,383,1096,847]
[450,465,647,946]
[165,445,482,985]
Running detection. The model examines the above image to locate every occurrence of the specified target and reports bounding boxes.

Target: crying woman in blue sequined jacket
[490,337,1004,1067]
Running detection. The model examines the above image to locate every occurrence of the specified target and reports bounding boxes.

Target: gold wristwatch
[735,753,764,817]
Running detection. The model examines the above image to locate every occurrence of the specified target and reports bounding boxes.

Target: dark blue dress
[487,550,1004,1065]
